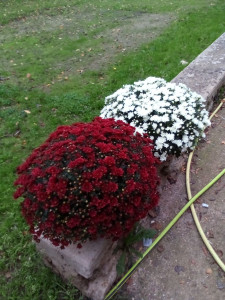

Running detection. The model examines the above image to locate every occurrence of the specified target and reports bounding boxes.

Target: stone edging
[171,32,225,110]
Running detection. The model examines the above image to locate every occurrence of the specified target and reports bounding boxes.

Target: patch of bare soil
[121,102,225,300]
[0,8,174,86]
[51,11,174,77]
[87,13,174,71]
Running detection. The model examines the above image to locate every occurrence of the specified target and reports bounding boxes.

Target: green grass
[0,0,225,299]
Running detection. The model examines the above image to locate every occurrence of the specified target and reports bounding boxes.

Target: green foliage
[116,224,156,276]
[49,92,100,121]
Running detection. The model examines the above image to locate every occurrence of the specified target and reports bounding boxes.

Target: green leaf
[116,252,126,276]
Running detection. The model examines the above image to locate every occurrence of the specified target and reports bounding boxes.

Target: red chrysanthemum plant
[14,117,160,249]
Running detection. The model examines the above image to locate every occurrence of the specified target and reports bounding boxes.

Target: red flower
[91,166,107,179]
[111,167,124,176]
[77,243,82,249]
[23,198,31,209]
[66,216,81,228]
[81,146,93,153]
[133,196,141,207]
[127,164,138,175]
[46,166,60,176]
[90,196,110,209]
[89,210,97,217]
[55,180,67,198]
[48,212,56,221]
[37,189,47,202]
[31,167,44,177]
[47,177,57,194]
[13,186,25,199]
[60,203,70,213]
[96,142,114,153]
[14,117,160,248]
[50,197,59,207]
[88,226,97,235]
[126,205,134,216]
[117,151,129,160]
[125,179,136,193]
[81,182,93,193]
[110,196,119,207]
[101,182,118,193]
[68,157,87,168]
[100,156,116,167]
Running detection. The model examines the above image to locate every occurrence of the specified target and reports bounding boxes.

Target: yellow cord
[186,99,225,272]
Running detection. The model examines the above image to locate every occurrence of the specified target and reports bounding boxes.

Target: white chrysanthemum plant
[100,77,211,161]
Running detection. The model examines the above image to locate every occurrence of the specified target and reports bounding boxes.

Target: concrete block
[36,236,115,279]
[37,238,120,300]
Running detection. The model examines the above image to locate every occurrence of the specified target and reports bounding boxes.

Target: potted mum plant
[14,117,160,249]
[100,77,211,162]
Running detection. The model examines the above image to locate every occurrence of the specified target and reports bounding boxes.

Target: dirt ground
[118,100,225,299]
[0,9,174,82]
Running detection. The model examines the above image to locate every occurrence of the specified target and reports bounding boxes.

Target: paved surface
[116,33,225,300]
[123,99,225,300]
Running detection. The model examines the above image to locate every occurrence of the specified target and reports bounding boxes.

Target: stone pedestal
[35,237,119,300]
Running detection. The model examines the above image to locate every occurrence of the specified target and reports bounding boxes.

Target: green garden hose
[186,99,225,272]
[105,167,225,300]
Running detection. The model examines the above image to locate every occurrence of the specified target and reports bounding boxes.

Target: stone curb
[172,32,225,110]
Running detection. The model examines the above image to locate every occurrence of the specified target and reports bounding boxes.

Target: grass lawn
[0,0,225,299]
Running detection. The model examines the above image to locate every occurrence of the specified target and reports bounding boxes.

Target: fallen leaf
[157,245,165,253]
[216,249,223,258]
[180,280,185,284]
[24,110,31,114]
[206,268,213,275]
[5,272,11,279]
[39,122,45,128]
[13,130,21,137]
[174,265,185,274]
[151,221,162,231]
[202,246,209,257]
[180,60,188,65]
[206,230,214,238]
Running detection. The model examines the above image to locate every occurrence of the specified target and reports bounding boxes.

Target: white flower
[100,76,211,161]
[182,135,189,143]
[173,140,182,147]
[166,133,175,141]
